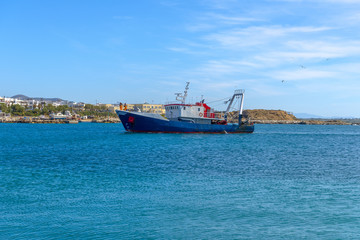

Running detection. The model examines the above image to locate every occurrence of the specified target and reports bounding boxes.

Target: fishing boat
[116,82,254,133]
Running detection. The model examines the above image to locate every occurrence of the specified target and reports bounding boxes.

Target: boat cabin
[164,102,223,124]
[162,82,241,125]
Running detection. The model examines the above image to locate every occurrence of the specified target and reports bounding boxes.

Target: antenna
[175,82,190,104]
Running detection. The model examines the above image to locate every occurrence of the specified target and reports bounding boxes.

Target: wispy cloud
[186,13,263,32]
[205,13,263,25]
[167,47,206,55]
[204,26,332,48]
[324,0,360,3]
[274,69,337,81]
[164,0,360,115]
[201,0,239,9]
[193,60,261,77]
[186,23,216,32]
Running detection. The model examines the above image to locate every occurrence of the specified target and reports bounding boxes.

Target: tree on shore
[0,103,10,113]
[2,103,116,118]
[11,104,26,116]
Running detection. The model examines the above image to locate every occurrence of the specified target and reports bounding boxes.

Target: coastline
[0,116,356,125]
[251,119,354,125]
[0,116,120,124]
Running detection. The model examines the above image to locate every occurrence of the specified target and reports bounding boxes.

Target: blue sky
[1,0,360,117]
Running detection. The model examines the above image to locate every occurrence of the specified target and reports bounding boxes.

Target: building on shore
[132,103,165,114]
[108,105,120,113]
[108,104,134,113]
[68,102,86,111]
[108,102,164,114]
[1,95,166,115]
[97,103,113,108]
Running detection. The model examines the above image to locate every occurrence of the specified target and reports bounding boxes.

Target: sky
[1,0,360,117]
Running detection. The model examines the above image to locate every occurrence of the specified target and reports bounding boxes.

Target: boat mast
[224,89,245,125]
[175,82,190,104]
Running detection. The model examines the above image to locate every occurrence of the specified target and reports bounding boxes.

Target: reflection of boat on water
[116,82,254,133]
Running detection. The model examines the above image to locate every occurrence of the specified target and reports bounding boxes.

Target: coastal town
[1,95,358,125]
[0,95,165,123]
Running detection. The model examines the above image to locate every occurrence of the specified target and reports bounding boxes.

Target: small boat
[116,82,254,133]
[49,111,72,120]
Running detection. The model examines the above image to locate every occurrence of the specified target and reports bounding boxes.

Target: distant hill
[11,94,31,100]
[243,109,297,121]
[294,113,325,119]
[11,94,64,102]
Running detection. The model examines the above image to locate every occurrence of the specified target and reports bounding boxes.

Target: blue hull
[116,110,254,133]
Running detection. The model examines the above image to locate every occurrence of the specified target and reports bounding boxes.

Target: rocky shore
[243,109,356,125]
[250,119,352,125]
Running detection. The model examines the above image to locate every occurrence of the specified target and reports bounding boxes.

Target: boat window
[184,107,186,110]
[198,108,200,111]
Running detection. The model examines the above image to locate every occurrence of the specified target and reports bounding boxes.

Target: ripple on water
[1,123,360,239]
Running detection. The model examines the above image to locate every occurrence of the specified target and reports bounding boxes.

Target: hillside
[11,94,64,102]
[243,109,297,121]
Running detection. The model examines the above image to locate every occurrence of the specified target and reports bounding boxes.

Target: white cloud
[274,69,337,81]
[196,60,260,75]
[205,13,263,25]
[186,23,216,32]
[273,0,360,3]
[285,40,360,55]
[201,0,239,9]
[324,0,360,3]
[250,83,289,96]
[164,0,360,116]
[167,47,206,55]
[203,25,332,49]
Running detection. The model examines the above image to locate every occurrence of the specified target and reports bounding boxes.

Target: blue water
[1,123,360,239]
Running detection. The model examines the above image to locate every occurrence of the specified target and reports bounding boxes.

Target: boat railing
[165,101,181,105]
[234,89,245,94]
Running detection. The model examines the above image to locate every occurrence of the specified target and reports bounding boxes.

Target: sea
[1,123,360,239]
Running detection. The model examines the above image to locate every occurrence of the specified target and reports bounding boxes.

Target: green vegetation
[0,103,117,118]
